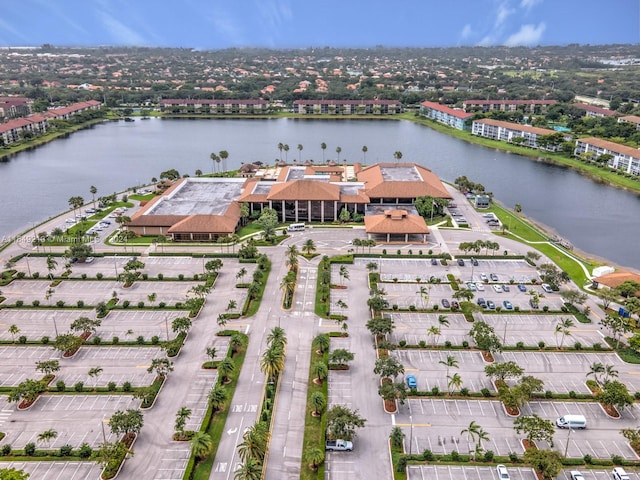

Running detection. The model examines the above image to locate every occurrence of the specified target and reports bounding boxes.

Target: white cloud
[495,1,515,27]
[97,10,148,46]
[210,10,246,46]
[477,34,495,47]
[0,18,29,43]
[460,24,473,39]
[34,0,89,36]
[520,0,542,9]
[255,0,293,30]
[504,22,546,46]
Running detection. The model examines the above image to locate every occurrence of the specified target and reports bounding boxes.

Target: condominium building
[574,137,640,175]
[419,101,473,130]
[471,119,569,150]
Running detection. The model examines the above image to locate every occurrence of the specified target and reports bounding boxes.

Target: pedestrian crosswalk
[0,409,12,428]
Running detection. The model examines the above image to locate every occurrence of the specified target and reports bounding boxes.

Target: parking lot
[0,461,102,480]
[407,465,537,480]
[0,309,83,340]
[97,309,192,341]
[396,398,638,459]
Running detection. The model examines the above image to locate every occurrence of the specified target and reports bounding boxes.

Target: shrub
[178,274,185,280]
[444,341,452,348]
[460,387,470,396]
[77,300,85,308]
[16,272,26,279]
[123,300,130,308]
[430,386,440,396]
[31,272,40,279]
[574,342,583,350]
[509,452,519,463]
[137,301,144,308]
[193,274,199,281]
[433,304,439,311]
[399,340,407,347]
[612,455,623,465]
[157,273,164,280]
[422,449,434,461]
[60,444,73,456]
[112,336,119,344]
[24,442,36,456]
[92,336,101,345]
[545,390,553,398]
[159,302,166,308]
[123,381,132,392]
[481,388,491,397]
[382,249,387,255]
[151,335,160,345]
[74,381,84,392]
[418,340,427,348]
[18,335,27,344]
[593,343,602,351]
[462,340,469,348]
[397,250,401,255]
[569,390,577,398]
[409,305,416,311]
[81,274,87,280]
[56,380,66,392]
[538,341,546,349]
[451,451,460,461]
[516,341,524,348]
[542,305,549,312]
[56,300,65,307]
[78,443,92,459]
[634,392,640,400]
[96,272,104,279]
[484,450,494,462]
[32,300,40,307]
[583,454,592,464]
[107,382,117,391]
[514,306,520,312]
[408,249,413,255]
[142,273,148,280]
[1,444,11,456]
[136,335,145,344]
[392,304,399,310]
[41,336,50,344]
[15,300,23,307]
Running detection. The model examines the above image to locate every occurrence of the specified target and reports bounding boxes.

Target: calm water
[1,117,638,269]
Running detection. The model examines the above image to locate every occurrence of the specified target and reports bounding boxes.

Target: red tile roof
[364,209,429,235]
[420,101,473,119]
[576,137,640,159]
[473,118,558,136]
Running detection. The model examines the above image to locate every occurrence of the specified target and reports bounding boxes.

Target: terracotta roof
[576,137,640,159]
[128,214,184,228]
[619,115,640,125]
[572,103,618,116]
[364,209,429,234]
[473,118,558,136]
[357,163,451,200]
[463,99,557,106]
[420,101,473,119]
[160,98,267,106]
[168,208,239,234]
[293,99,400,106]
[268,180,340,201]
[594,270,640,292]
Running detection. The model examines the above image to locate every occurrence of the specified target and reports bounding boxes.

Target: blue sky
[1,0,638,49]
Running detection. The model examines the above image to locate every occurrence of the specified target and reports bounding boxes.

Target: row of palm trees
[209,150,229,173]
[275,142,404,164]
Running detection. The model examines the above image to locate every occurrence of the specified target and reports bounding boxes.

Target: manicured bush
[509,452,519,463]
[409,305,416,311]
[569,390,577,398]
[60,444,73,456]
[24,442,36,456]
[122,382,132,392]
[422,449,434,461]
[159,302,166,308]
[481,388,491,397]
[77,300,85,308]
[157,273,164,280]
[78,443,92,458]
[462,340,469,348]
[542,305,549,312]
[32,300,40,307]
[142,273,148,280]
[31,272,40,279]
[545,390,553,398]
[419,340,426,348]
[123,300,130,308]
[460,388,470,396]
[444,341,452,348]
[56,380,66,392]
[56,300,65,307]
[92,336,101,345]
[1,444,11,456]
[593,343,602,350]
[484,450,494,462]
[81,274,87,280]
[15,300,23,307]
[399,340,407,347]
[112,336,119,344]
[574,342,583,350]
[74,381,84,392]
[516,341,524,348]
[151,336,159,345]
[451,451,460,461]
[107,382,117,391]
[18,335,27,344]
[178,274,185,280]
[136,335,144,344]
[96,272,104,279]
[538,341,545,348]
[137,301,145,308]
[41,336,50,344]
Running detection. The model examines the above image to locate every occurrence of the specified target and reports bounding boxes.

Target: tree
[373,357,405,379]
[7,379,45,404]
[88,367,103,390]
[147,358,174,377]
[208,385,227,411]
[514,414,555,447]
[306,447,325,470]
[378,380,408,405]
[362,145,368,163]
[204,258,223,276]
[321,142,327,162]
[554,317,575,348]
[70,316,101,335]
[338,265,350,285]
[597,288,618,310]
[302,239,316,256]
[560,290,588,306]
[285,244,299,270]
[260,345,285,383]
[393,150,403,163]
[89,185,98,209]
[219,150,229,172]
[236,267,248,284]
[312,362,328,384]
[277,142,284,161]
[93,441,130,470]
[210,152,220,173]
[37,428,58,447]
[174,406,192,438]
[366,316,394,336]
[312,334,330,354]
[218,357,235,383]
[469,321,502,354]
[600,313,631,348]
[46,255,58,280]
[237,421,270,463]
[109,409,144,437]
[523,449,563,480]
[597,380,634,412]
[191,431,214,459]
[68,196,84,220]
[390,426,405,448]
[297,143,303,163]
[171,316,192,336]
[604,364,619,384]
[484,361,524,382]
[367,295,389,315]
[310,391,326,416]
[325,405,366,441]
[461,421,485,453]
[329,348,354,366]
[335,146,342,162]
[234,457,262,480]
[267,326,287,350]
[35,359,60,376]
[0,468,30,480]
[283,144,289,162]
[52,334,83,355]
[8,324,19,344]
[257,208,279,242]
[586,361,605,385]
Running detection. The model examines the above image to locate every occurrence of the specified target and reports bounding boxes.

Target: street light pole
[25,254,31,277]
[564,427,573,458]
[113,256,118,278]
[52,313,59,337]
[101,416,107,443]
[409,414,413,455]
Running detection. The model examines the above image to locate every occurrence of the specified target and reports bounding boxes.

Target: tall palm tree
[286,245,299,270]
[277,142,284,161]
[88,366,103,390]
[417,286,428,309]
[603,364,619,384]
[89,185,98,209]
[191,431,214,459]
[174,406,192,437]
[217,357,235,383]
[283,144,290,162]
[210,152,220,173]
[302,239,316,255]
[37,428,58,447]
[447,373,463,395]
[438,314,450,328]
[554,317,575,349]
[219,150,229,172]
[587,362,605,385]
[461,420,481,452]
[208,385,227,411]
[260,345,285,383]
[427,325,441,346]
[68,196,84,220]
[439,354,459,380]
[8,324,19,344]
[237,422,269,462]
[335,146,342,162]
[297,144,303,164]
[321,142,327,163]
[310,391,326,416]
[362,145,368,163]
[234,457,262,480]
[393,151,403,163]
[313,361,328,384]
[267,326,287,349]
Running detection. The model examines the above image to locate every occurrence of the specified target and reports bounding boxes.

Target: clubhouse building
[128,162,451,243]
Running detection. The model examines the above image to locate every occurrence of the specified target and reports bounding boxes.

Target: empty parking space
[2,394,138,448]
[115,281,201,305]
[0,461,102,480]
[389,312,470,346]
[328,337,354,409]
[407,464,537,480]
[97,309,191,341]
[0,309,87,341]
[0,346,62,386]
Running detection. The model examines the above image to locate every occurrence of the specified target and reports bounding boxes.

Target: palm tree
[37,428,58,447]
[88,367,103,390]
[438,314,450,328]
[297,144,303,164]
[587,362,603,384]
[603,364,619,384]
[219,150,229,172]
[286,244,299,270]
[302,239,316,255]
[283,144,290,162]
[8,324,19,344]
[417,286,428,309]
[514,203,522,214]
[554,317,574,349]
[427,325,441,346]
[393,151,403,163]
[439,354,459,379]
[312,334,330,354]
[321,142,327,163]
[277,142,284,161]
[313,361,328,384]
[310,391,326,416]
[234,457,262,480]
[174,406,192,437]
[191,431,214,459]
[306,446,325,470]
[208,385,227,411]
[236,267,247,284]
[237,422,269,462]
[260,346,285,383]
[89,185,98,209]
[461,420,481,452]
[447,373,463,395]
[339,265,350,285]
[218,357,235,383]
[362,145,368,163]
[335,146,342,162]
[210,152,220,173]
[68,196,84,220]
[267,326,287,349]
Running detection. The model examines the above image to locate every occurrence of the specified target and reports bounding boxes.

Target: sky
[0,0,638,49]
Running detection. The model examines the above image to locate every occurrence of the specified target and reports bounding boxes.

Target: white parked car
[496,464,510,480]
[475,282,485,291]
[541,283,554,293]
[492,284,503,293]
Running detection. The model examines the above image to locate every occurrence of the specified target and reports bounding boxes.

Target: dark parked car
[517,284,527,292]
[471,258,478,266]
[477,297,486,307]
[502,285,510,292]
[441,299,450,308]
[431,258,438,266]
[457,259,465,266]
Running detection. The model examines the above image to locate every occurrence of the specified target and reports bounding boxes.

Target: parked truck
[325,439,353,451]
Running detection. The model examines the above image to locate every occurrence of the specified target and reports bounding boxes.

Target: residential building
[462,99,557,113]
[292,99,401,115]
[159,99,269,114]
[419,101,473,130]
[471,119,569,150]
[574,137,640,175]
[572,103,618,118]
[0,97,32,121]
[618,115,640,131]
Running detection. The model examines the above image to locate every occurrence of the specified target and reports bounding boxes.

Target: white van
[613,467,630,480]
[556,414,586,429]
